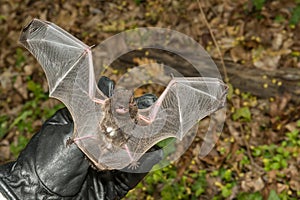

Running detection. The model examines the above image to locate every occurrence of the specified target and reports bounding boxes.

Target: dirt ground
[0,0,300,199]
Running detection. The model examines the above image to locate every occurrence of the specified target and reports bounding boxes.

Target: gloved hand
[0,76,162,200]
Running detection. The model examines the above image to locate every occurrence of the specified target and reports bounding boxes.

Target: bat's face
[111,89,135,115]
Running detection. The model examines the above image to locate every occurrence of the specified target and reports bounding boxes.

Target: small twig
[197,0,229,82]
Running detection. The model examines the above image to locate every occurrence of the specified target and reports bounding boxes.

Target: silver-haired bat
[19,19,228,170]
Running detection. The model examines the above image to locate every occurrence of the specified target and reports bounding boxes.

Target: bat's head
[111,88,135,115]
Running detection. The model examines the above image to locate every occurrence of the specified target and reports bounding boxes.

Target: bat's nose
[115,107,129,114]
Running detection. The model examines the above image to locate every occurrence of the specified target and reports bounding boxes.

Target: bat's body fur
[99,89,141,168]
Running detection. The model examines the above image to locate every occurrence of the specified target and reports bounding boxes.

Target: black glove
[0,76,162,200]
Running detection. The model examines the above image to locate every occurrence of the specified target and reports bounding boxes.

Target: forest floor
[0,0,300,199]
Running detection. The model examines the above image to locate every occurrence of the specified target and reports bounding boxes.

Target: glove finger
[97,76,115,98]
[36,108,90,196]
[135,93,157,109]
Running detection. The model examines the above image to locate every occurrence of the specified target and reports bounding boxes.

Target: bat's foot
[128,161,140,170]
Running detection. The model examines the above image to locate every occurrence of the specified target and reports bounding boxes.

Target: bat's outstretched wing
[124,77,228,162]
[148,77,227,139]
[19,19,106,106]
[19,19,111,168]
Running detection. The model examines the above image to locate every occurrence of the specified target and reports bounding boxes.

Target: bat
[19,19,228,171]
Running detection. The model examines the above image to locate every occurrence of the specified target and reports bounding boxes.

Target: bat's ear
[97,76,115,98]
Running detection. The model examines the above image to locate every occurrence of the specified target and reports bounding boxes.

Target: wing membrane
[19,19,89,95]
[19,19,109,166]
[19,19,228,171]
[126,77,227,161]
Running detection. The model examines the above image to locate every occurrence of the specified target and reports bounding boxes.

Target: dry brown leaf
[290,180,300,192]
[23,65,34,76]
[267,170,278,183]
[253,54,281,70]
[272,33,283,50]
[0,140,10,161]
[13,75,27,99]
[230,45,249,63]
[241,173,265,192]
[277,183,288,193]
